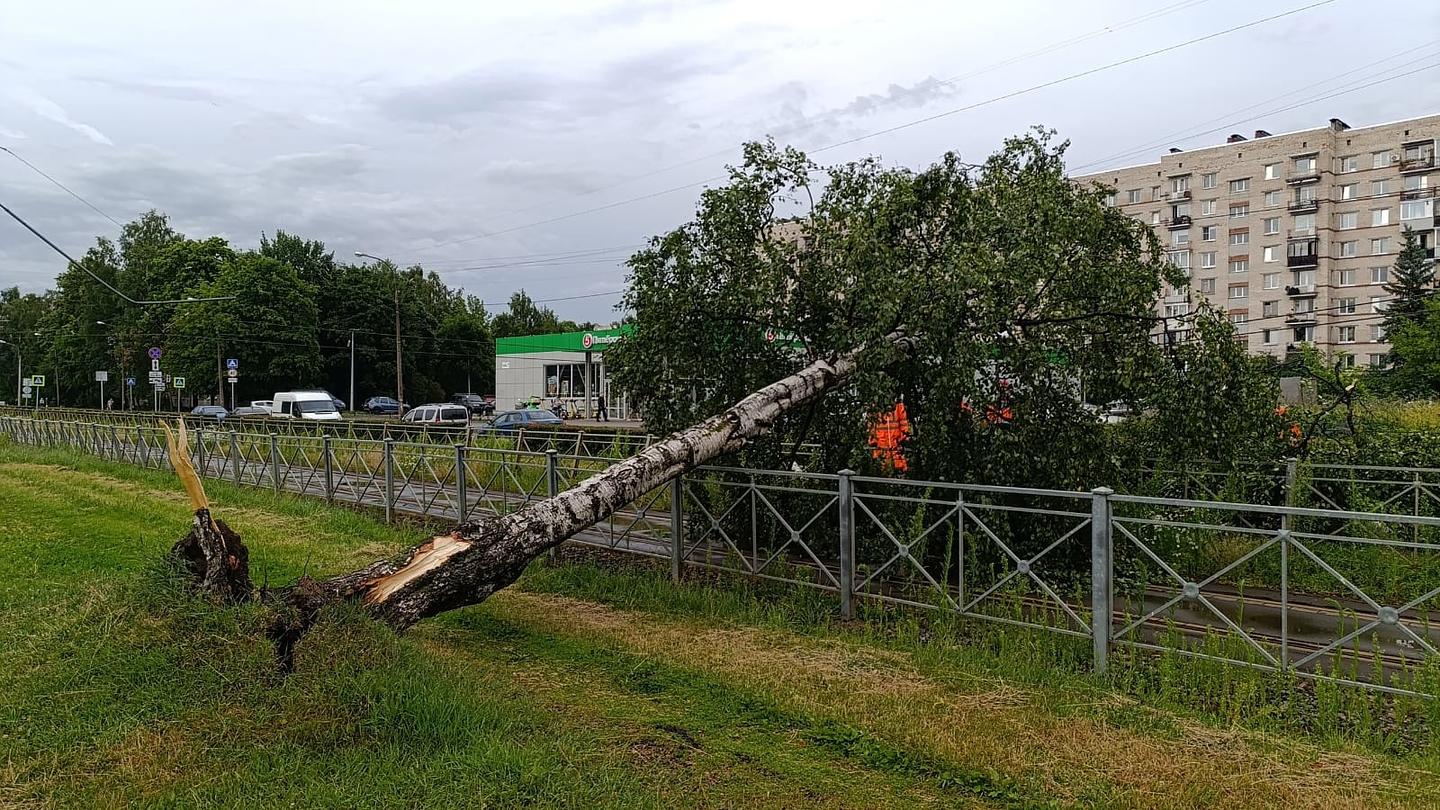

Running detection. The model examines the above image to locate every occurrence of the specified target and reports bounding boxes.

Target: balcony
[1286,252,1318,268]
[1287,228,1317,241]
[1165,189,1192,201]
[1400,155,1436,173]
[1286,311,1319,325]
[1286,171,1321,185]
[1287,198,1320,213]
[1285,284,1317,297]
[1164,215,1192,229]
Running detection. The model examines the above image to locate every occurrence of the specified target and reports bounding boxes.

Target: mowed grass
[1,444,1438,808]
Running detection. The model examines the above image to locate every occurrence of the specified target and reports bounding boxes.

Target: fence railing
[5,414,1440,697]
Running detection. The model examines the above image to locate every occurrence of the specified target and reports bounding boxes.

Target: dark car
[481,409,564,433]
[362,396,404,415]
[450,393,494,416]
[189,405,228,421]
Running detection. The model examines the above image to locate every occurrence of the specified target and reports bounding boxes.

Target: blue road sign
[148,346,162,360]
[226,358,239,370]
[126,378,136,386]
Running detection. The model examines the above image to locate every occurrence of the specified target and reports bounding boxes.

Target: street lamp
[355,251,404,412]
[0,339,19,405]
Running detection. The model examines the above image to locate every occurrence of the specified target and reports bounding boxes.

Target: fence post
[322,433,335,505]
[383,438,395,524]
[1414,470,1422,545]
[1281,459,1297,669]
[839,469,856,621]
[270,434,281,493]
[228,429,239,483]
[456,444,469,523]
[545,449,559,562]
[1090,486,1114,676]
[670,474,684,583]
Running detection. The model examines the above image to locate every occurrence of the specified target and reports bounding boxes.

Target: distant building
[1072,114,1440,367]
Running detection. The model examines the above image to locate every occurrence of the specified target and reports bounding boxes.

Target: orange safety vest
[870,402,911,473]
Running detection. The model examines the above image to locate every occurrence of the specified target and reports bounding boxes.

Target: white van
[270,391,342,421]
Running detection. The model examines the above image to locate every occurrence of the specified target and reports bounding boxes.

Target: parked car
[190,405,228,421]
[401,403,470,426]
[229,405,270,418]
[324,392,346,410]
[362,396,404,415]
[450,393,494,416]
[250,400,274,411]
[481,409,565,433]
[270,391,343,421]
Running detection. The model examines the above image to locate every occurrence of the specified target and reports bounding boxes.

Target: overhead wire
[0,145,125,229]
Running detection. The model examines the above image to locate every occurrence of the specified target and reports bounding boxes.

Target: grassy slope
[0,443,1436,809]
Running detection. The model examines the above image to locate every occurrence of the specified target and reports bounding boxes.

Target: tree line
[0,212,595,408]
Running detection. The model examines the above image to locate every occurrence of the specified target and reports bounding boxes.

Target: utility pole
[349,328,356,414]
[393,286,405,411]
[216,337,224,408]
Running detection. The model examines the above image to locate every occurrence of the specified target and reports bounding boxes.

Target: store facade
[494,326,630,419]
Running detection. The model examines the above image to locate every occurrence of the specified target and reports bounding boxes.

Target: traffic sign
[151,358,160,372]
[227,369,238,379]
[126,378,136,387]
[226,358,239,370]
[21,385,31,396]
[94,370,109,382]
[31,375,44,387]
[173,377,186,389]
[148,347,162,360]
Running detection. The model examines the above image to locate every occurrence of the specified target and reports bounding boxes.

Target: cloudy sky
[1,0,1437,321]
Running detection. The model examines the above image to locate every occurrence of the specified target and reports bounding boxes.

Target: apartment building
[1073,114,1440,367]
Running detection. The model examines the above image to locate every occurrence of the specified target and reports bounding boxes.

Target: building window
[1294,325,1315,342]
[543,363,601,398]
[1167,250,1190,268]
[1199,278,1216,294]
[1201,199,1217,215]
[1293,156,1317,174]
[1230,258,1249,274]
[1263,300,1279,317]
[1229,231,1249,246]
[1337,298,1356,314]
[1338,183,1357,200]
[1230,178,1250,194]
[1152,186,1161,201]
[1127,189,1142,204]
[1263,329,1277,345]
[1373,179,1391,195]
[1337,326,1356,343]
[1370,295,1388,312]
[1229,204,1249,219]
[1229,285,1248,300]
[1373,324,1387,341]
[1294,299,1315,314]
[1338,354,1356,369]
[1264,190,1282,208]
[1337,211,1358,229]
[1202,172,1217,189]
[1371,237,1390,255]
[1372,208,1391,226]
[1338,240,1357,258]
[1263,245,1278,263]
[1151,211,1161,225]
[1102,193,1116,207]
[1338,155,1359,173]
[1200,251,1217,268]
[1404,175,1429,191]
[1371,266,1389,283]
[1171,176,1190,194]
[1294,269,1316,287]
[1264,163,1281,180]
[1202,226,1218,241]
[1369,353,1387,368]
[1372,151,1391,169]
[1230,312,1248,325]
[1293,213,1316,234]
[1263,217,1280,235]
[1262,272,1280,289]
[1402,199,1433,220]
[1336,268,1356,286]
[1172,231,1190,246]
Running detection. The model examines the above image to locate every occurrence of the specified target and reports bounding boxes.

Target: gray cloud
[7,89,112,145]
[473,159,605,195]
[79,76,231,105]
[839,76,956,118]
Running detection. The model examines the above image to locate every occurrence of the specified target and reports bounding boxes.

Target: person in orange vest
[870,400,911,473]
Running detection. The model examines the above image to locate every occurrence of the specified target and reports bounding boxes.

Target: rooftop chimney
[1227,133,1248,143]
[1330,118,1351,132]
[1254,129,1272,138]
[1168,147,1183,153]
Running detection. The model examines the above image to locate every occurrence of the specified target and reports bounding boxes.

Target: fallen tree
[166,331,913,665]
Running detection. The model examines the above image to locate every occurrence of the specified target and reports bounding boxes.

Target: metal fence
[5,414,1440,697]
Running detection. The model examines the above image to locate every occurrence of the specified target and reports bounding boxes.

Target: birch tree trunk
[288,330,911,632]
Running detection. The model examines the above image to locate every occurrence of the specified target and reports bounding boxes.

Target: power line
[415,0,1337,251]
[0,146,124,229]
[0,200,236,306]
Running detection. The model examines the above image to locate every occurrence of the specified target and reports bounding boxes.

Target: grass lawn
[2,442,1439,808]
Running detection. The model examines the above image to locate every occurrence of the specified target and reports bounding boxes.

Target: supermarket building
[494,327,630,419]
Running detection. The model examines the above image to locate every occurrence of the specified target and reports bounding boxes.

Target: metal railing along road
[5,414,1440,697]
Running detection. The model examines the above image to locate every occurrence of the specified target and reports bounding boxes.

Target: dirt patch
[489,590,1433,809]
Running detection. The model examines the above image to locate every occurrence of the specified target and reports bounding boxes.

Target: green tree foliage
[608,135,1278,486]
[1382,227,1436,334]
[1379,296,1440,398]
[490,291,580,338]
